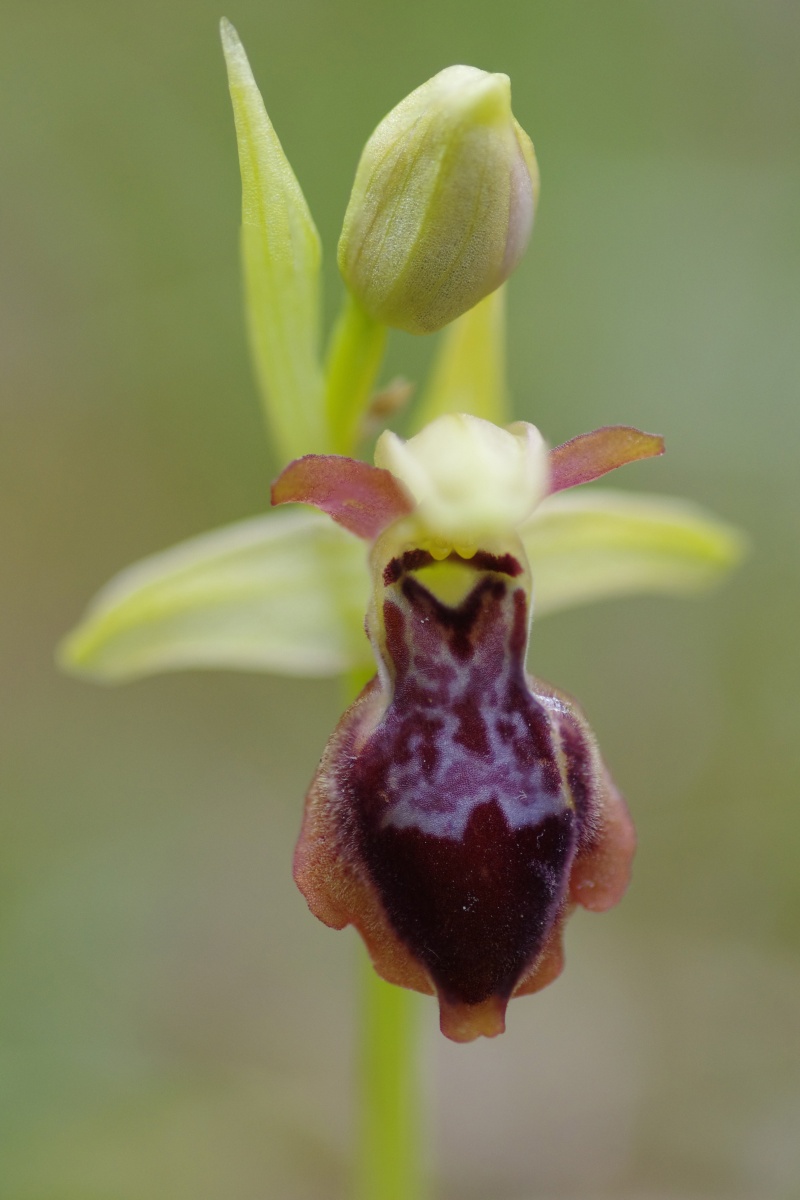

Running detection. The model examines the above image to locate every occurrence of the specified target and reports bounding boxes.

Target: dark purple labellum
[352,563,577,1017]
[294,551,636,1042]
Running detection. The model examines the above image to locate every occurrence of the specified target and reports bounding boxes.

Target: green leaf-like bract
[221,19,328,462]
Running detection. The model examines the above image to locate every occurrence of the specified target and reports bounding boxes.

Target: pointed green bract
[522,488,746,617]
[221,19,328,462]
[412,288,508,431]
[59,510,371,682]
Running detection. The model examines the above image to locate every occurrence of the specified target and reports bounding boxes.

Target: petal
[271,454,414,539]
[521,488,746,617]
[412,288,509,430]
[221,20,328,461]
[549,425,665,493]
[58,510,372,682]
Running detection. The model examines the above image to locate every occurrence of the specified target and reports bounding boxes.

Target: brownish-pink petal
[549,425,665,494]
[271,454,414,540]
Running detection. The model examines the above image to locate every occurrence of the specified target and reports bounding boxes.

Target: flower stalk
[326,291,388,455]
[358,960,423,1200]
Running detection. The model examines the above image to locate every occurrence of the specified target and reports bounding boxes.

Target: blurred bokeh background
[2,1,799,1197]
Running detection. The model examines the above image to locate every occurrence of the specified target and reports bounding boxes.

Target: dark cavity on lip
[353,559,576,1008]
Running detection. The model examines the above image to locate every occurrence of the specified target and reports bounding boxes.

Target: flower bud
[338,65,539,335]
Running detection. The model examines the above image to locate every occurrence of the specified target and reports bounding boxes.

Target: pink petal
[549,425,665,494]
[271,454,414,541]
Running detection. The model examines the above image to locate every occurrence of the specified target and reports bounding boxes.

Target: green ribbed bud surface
[338,65,539,335]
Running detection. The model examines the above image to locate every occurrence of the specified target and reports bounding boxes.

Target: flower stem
[343,674,425,1200]
[356,953,424,1200]
[325,290,387,454]
[333,292,420,1198]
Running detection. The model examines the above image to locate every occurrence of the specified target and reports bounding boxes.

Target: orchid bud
[338,66,539,335]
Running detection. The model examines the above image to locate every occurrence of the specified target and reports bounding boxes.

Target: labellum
[273,416,660,1041]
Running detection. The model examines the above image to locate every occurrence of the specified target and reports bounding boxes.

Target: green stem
[356,955,424,1200]
[343,670,424,1200]
[332,298,421,1197]
[325,290,387,454]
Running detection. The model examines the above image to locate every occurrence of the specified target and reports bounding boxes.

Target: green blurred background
[2,1,799,1197]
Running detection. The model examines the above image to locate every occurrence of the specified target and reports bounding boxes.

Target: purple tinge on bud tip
[293,547,635,1042]
[271,453,414,539]
[548,425,665,494]
[501,132,536,279]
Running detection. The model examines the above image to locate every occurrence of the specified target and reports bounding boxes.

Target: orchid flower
[59,22,743,1048]
[273,417,664,1040]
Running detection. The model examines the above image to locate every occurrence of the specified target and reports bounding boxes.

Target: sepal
[522,487,746,616]
[412,288,509,429]
[58,510,371,681]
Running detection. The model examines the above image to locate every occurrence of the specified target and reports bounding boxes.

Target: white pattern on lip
[369,572,569,842]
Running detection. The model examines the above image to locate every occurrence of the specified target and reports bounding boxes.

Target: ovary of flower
[374,414,550,556]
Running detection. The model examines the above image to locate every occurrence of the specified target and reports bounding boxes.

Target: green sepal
[221,19,328,462]
[412,288,509,431]
[522,488,746,617]
[59,510,371,682]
